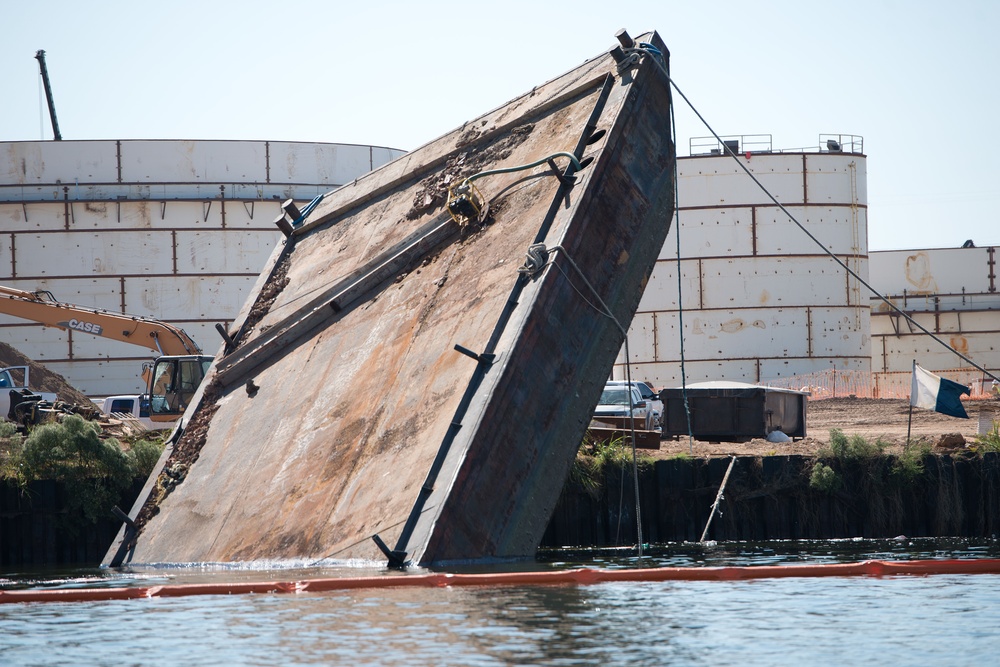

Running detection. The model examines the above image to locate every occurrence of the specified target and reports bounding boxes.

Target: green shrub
[810,461,841,493]
[587,435,654,470]
[568,454,602,498]
[0,421,18,438]
[891,441,931,485]
[21,415,136,522]
[0,425,26,483]
[822,428,886,460]
[128,438,165,477]
[570,433,654,497]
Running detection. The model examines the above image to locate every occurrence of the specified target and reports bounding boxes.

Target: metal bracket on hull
[108,506,138,567]
[371,534,408,569]
[453,344,496,366]
[545,159,577,187]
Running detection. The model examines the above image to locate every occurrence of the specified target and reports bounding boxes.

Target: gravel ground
[654,397,999,459]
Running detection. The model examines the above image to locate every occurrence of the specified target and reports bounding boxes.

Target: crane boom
[34,50,62,141]
[0,285,202,356]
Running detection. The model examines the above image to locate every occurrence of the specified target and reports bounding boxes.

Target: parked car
[593,384,654,430]
[606,380,663,428]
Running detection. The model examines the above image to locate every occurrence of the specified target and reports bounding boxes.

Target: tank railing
[819,133,864,154]
[689,134,773,156]
[764,367,996,400]
[688,133,864,156]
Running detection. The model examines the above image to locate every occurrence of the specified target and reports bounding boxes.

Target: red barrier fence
[765,368,998,400]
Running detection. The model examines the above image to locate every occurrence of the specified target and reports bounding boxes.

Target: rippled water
[3,538,999,666]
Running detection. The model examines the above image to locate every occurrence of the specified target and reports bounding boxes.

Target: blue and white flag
[910,363,970,419]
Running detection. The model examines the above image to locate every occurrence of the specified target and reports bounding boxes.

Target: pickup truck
[593,384,655,430]
[98,394,157,430]
[605,380,664,429]
[0,365,57,421]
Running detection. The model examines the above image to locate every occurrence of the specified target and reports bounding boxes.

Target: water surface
[2,538,998,666]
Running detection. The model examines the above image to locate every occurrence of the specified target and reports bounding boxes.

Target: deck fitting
[546,158,577,186]
[453,344,496,365]
[371,534,408,569]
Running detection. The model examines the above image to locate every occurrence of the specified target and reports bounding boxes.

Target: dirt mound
[0,341,93,406]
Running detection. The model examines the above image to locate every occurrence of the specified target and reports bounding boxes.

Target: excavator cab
[148,355,214,421]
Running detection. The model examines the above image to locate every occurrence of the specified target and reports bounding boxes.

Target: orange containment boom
[3,559,1000,605]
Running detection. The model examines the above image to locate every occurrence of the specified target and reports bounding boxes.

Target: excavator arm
[0,285,202,356]
[0,285,212,423]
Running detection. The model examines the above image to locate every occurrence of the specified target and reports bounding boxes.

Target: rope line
[291,193,325,228]
[666,74,696,455]
[463,152,582,186]
[518,242,643,554]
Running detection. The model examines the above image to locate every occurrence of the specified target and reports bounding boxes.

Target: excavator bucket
[107,30,675,567]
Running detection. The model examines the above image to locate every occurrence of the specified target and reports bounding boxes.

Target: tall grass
[971,422,1000,454]
[570,433,654,497]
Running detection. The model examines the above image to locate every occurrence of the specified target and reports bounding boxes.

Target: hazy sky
[2,0,996,251]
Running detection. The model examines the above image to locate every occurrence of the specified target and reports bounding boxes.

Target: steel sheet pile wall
[0,140,403,395]
[615,152,871,386]
[541,453,1000,546]
[869,246,999,376]
[0,478,145,566]
[109,31,675,567]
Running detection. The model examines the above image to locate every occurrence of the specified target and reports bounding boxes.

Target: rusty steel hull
[107,32,675,567]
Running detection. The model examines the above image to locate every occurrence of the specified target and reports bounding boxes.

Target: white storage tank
[0,139,405,396]
[614,134,870,387]
[868,244,1000,395]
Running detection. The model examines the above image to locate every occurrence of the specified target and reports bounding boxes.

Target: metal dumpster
[660,381,808,441]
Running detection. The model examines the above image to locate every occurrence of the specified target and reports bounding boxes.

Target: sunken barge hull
[107,31,675,567]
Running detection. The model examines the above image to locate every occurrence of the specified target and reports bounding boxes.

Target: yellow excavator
[0,285,213,422]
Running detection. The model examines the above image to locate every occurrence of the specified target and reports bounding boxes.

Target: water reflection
[539,536,1000,569]
[2,538,1000,666]
[460,583,705,665]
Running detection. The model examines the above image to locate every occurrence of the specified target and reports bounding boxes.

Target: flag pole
[907,359,915,444]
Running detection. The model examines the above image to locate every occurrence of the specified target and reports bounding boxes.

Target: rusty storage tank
[660,381,808,441]
[106,30,676,568]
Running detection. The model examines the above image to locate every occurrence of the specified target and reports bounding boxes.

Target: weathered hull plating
[107,31,675,566]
